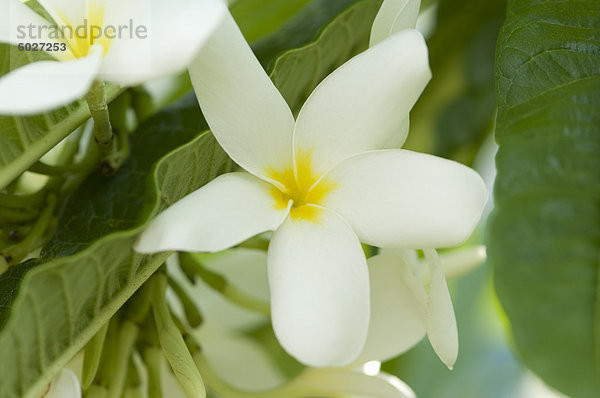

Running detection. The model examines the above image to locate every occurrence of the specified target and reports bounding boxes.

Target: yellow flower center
[60,1,112,58]
[268,149,337,222]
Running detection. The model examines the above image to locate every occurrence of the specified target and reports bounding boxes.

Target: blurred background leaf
[404,0,504,166]
[268,0,381,114]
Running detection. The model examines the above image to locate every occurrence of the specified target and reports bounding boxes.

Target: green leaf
[268,0,382,114]
[489,1,600,397]
[0,259,37,327]
[253,0,362,69]
[0,96,231,398]
[231,0,313,42]
[0,45,122,191]
[430,0,504,162]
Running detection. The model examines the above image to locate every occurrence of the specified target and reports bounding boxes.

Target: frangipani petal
[268,208,369,367]
[0,45,102,115]
[370,0,421,46]
[1,0,60,46]
[135,172,288,253]
[437,245,486,280]
[356,252,427,363]
[322,149,487,248]
[46,369,81,398]
[36,0,86,28]
[100,0,225,85]
[382,115,410,149]
[189,10,295,181]
[294,30,430,176]
[287,368,415,398]
[424,249,458,369]
[196,326,285,391]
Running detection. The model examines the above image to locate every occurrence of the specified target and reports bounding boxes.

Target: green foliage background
[0,0,598,397]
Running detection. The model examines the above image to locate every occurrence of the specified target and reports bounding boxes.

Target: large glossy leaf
[0,45,121,191]
[488,1,600,397]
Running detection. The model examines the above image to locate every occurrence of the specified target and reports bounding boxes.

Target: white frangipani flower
[42,369,81,398]
[135,10,486,367]
[0,0,225,114]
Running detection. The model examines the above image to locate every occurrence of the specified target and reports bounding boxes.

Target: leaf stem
[86,80,114,152]
[0,191,45,209]
[168,276,203,328]
[82,321,110,390]
[0,207,40,223]
[1,193,56,266]
[178,253,270,316]
[101,127,130,175]
[106,320,139,398]
[144,347,164,398]
[151,271,206,398]
[29,161,79,176]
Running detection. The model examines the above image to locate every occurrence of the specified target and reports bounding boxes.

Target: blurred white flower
[42,369,81,398]
[136,8,486,367]
[166,251,286,392]
[0,0,225,114]
[168,251,417,398]
[282,367,416,398]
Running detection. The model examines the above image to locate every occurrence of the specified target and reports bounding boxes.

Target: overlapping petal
[36,0,86,29]
[286,368,415,398]
[356,252,427,363]
[0,45,102,115]
[354,250,459,368]
[99,0,225,85]
[322,149,487,248]
[370,0,421,46]
[424,248,458,369]
[382,115,410,149]
[294,30,430,176]
[46,369,81,398]
[189,11,295,181]
[267,208,369,367]
[135,172,289,253]
[0,0,64,46]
